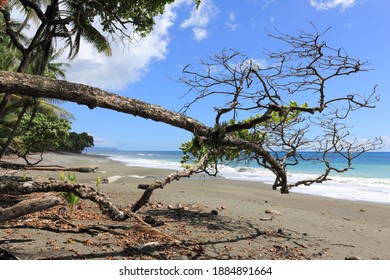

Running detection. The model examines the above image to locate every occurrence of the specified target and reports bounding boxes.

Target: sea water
[90,149,390,205]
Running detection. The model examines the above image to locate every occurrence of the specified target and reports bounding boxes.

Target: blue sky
[57,0,390,151]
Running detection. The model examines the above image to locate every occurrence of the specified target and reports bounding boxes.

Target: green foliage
[58,172,81,217]
[95,176,101,192]
[60,0,201,58]
[60,191,80,217]
[16,112,71,155]
[59,132,94,153]
[180,101,309,167]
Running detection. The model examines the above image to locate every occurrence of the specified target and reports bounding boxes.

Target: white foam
[106,155,182,170]
[102,153,390,205]
[219,165,390,204]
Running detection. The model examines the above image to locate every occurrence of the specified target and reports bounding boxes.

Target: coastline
[1,152,390,260]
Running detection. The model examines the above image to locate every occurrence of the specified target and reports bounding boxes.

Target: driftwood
[0,179,180,243]
[0,245,20,260]
[131,153,210,212]
[0,161,98,173]
[0,194,61,223]
[0,179,132,221]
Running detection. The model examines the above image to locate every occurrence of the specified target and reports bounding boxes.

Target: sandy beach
[1,152,389,260]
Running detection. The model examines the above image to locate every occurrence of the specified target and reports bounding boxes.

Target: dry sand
[1,152,389,260]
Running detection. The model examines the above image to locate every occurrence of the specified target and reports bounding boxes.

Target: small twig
[293,241,308,249]
[331,243,356,248]
[285,228,301,234]
[53,213,78,228]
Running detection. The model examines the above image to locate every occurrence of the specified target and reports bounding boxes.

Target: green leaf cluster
[180,100,309,167]
[16,112,71,155]
[58,172,81,217]
[59,132,94,153]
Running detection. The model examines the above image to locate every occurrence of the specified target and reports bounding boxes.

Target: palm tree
[0,49,74,159]
[0,14,73,159]
[0,0,111,118]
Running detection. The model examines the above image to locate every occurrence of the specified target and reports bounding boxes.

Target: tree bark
[0,195,61,223]
[131,153,210,212]
[0,71,211,137]
[0,101,29,159]
[0,71,286,190]
[0,179,131,221]
[0,161,98,173]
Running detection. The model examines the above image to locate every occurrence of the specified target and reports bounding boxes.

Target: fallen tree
[0,194,61,223]
[0,161,98,173]
[0,26,382,225]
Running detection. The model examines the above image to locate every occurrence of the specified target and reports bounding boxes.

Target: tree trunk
[0,101,29,159]
[0,162,98,172]
[0,71,286,188]
[131,153,209,212]
[0,179,131,222]
[0,93,12,118]
[0,71,211,136]
[0,195,61,223]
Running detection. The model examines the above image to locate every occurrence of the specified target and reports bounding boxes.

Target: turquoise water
[90,149,390,204]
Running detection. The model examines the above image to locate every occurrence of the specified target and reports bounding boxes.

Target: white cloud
[225,12,239,31]
[262,0,276,10]
[310,0,356,11]
[180,0,219,42]
[93,136,118,148]
[63,3,181,91]
[193,27,208,41]
[248,58,269,70]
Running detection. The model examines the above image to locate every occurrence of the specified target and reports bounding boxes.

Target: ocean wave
[106,154,181,170]
[101,152,390,204]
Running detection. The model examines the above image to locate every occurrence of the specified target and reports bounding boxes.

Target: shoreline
[92,151,390,206]
[1,152,390,260]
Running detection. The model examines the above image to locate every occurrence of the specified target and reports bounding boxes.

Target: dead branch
[131,153,210,212]
[0,194,61,223]
[0,161,98,173]
[0,179,130,222]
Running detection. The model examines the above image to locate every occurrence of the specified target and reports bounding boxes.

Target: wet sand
[1,152,389,260]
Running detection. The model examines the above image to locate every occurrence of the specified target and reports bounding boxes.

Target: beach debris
[98,175,121,184]
[106,175,122,184]
[211,210,218,216]
[265,209,282,216]
[293,241,308,249]
[143,216,165,227]
[128,175,147,179]
[260,216,273,221]
[331,243,356,248]
[0,162,98,173]
[345,255,362,260]
[138,184,149,189]
[216,205,226,211]
[156,202,163,208]
[0,245,20,260]
[174,204,189,211]
[360,209,365,212]
[268,245,310,260]
[137,242,160,251]
[147,202,164,209]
